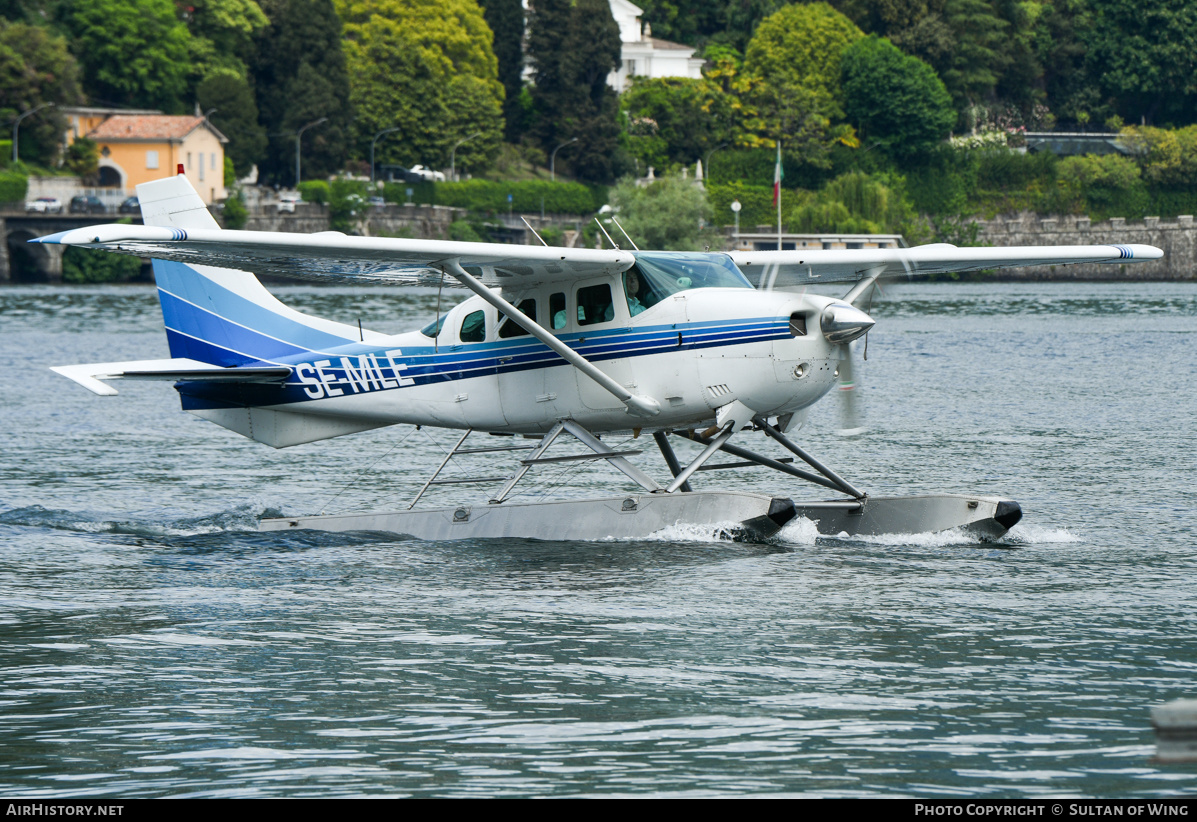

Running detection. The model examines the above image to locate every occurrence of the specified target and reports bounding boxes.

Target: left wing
[32,224,635,287]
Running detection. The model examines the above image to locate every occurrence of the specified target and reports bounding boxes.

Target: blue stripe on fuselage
[175,317,791,408]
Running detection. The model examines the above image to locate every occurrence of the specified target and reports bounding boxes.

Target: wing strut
[443,260,661,418]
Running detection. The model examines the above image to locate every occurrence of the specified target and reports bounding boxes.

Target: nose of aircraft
[820,303,875,344]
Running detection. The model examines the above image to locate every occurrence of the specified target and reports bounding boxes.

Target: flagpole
[776,142,783,251]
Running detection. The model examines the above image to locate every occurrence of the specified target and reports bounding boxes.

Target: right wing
[731,242,1163,289]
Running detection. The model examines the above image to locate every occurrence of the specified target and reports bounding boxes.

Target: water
[1,281,1195,798]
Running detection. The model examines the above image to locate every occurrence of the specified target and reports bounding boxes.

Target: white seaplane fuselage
[182,278,843,441]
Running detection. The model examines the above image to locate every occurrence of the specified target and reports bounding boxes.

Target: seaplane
[35,172,1163,542]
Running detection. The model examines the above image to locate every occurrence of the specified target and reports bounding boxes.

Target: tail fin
[137,175,365,366]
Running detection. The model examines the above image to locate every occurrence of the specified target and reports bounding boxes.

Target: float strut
[653,431,693,492]
[754,417,866,499]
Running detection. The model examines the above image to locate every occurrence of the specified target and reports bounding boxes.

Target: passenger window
[499,299,536,338]
[550,292,567,330]
[459,310,485,343]
[576,283,614,326]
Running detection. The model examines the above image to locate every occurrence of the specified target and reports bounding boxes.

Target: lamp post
[550,137,577,182]
[704,142,727,183]
[370,127,401,184]
[13,103,53,166]
[449,132,481,183]
[294,117,327,188]
[730,199,741,244]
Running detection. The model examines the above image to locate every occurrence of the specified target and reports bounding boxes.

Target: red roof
[88,115,223,142]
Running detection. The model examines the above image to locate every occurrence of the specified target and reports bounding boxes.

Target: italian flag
[772,142,783,206]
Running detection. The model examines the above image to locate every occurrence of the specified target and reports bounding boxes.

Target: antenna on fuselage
[610,216,640,251]
[593,216,619,250]
[520,216,550,247]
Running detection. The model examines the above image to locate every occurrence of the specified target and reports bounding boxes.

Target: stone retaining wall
[973,213,1193,280]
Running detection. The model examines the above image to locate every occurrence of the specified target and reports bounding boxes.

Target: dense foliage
[6,0,1197,241]
[253,0,352,185]
[609,175,717,251]
[339,0,503,178]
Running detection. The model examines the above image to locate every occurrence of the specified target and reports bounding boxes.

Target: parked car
[409,164,446,182]
[69,195,106,214]
[276,193,302,213]
[368,196,386,207]
[24,196,62,214]
[118,196,140,214]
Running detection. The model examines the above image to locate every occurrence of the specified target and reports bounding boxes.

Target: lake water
[1,281,1195,798]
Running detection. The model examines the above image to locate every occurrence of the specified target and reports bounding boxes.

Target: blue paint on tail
[152,259,354,366]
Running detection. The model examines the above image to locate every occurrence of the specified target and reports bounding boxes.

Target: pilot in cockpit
[624,269,647,317]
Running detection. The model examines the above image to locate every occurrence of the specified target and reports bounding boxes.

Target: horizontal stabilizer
[51,358,292,396]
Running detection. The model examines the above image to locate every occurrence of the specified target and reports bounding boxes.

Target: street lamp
[294,117,327,188]
[12,103,53,166]
[370,127,401,184]
[550,137,578,182]
[730,199,741,242]
[450,132,481,183]
[704,142,727,183]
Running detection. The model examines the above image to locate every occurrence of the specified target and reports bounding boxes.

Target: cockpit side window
[498,299,536,338]
[577,283,614,326]
[459,309,486,343]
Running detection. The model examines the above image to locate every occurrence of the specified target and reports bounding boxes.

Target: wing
[732,242,1163,288]
[32,224,635,288]
[33,224,1161,291]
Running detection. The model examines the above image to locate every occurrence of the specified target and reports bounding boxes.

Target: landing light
[820,303,875,344]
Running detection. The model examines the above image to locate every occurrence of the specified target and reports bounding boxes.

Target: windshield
[631,252,752,303]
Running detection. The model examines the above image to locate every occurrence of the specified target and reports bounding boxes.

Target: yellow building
[63,108,229,204]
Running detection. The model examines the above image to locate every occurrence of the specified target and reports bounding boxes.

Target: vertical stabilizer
[137,175,222,230]
[135,175,369,366]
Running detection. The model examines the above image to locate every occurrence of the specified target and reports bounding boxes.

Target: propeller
[835,339,864,436]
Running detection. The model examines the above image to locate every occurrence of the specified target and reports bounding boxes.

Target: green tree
[789,171,917,234]
[528,0,623,183]
[840,35,954,160]
[620,77,736,172]
[64,136,97,178]
[0,19,81,166]
[744,2,864,123]
[183,0,270,88]
[198,72,267,178]
[1120,125,1197,186]
[742,3,863,164]
[478,0,525,142]
[940,0,1008,113]
[609,175,715,251]
[62,0,192,112]
[253,0,351,185]
[1085,0,1197,125]
[1030,0,1099,128]
[338,0,503,177]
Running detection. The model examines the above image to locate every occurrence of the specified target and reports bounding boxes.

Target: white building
[607,0,705,91]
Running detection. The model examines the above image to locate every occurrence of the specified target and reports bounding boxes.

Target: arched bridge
[1,211,144,282]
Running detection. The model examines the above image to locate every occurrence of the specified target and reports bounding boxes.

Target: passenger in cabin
[625,270,647,317]
[577,283,614,325]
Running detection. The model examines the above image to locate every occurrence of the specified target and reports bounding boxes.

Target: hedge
[297,180,329,205]
[0,171,28,204]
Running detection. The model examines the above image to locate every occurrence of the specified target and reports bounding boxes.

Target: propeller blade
[836,340,865,437]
